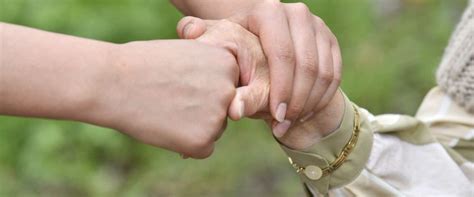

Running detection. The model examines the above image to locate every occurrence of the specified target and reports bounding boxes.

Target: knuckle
[331,34,339,44]
[206,106,227,129]
[300,58,318,77]
[264,0,282,9]
[218,62,239,83]
[291,2,310,14]
[224,86,237,102]
[333,74,342,85]
[213,109,228,126]
[189,144,214,159]
[275,46,295,64]
[188,135,213,154]
[320,71,333,85]
[216,81,236,98]
[313,16,326,26]
[287,103,304,118]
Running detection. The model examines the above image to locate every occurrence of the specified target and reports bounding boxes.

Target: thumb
[228,79,269,121]
[177,16,208,39]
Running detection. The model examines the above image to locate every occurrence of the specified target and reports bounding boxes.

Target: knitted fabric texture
[436,0,474,113]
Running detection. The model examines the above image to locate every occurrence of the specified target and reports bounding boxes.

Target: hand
[231,1,342,128]
[177,1,342,137]
[177,17,345,150]
[96,40,238,159]
[177,18,270,119]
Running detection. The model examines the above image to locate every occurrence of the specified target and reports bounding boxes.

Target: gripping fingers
[315,26,342,111]
[283,3,319,123]
[299,16,335,119]
[249,1,296,123]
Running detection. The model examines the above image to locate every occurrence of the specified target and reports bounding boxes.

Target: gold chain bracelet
[288,104,361,179]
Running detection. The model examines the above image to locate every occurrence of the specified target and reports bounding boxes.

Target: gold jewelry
[288,104,361,180]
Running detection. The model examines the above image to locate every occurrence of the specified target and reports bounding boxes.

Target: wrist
[279,90,345,150]
[311,90,346,137]
[73,42,124,128]
[83,41,172,131]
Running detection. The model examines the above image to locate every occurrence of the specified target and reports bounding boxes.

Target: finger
[315,29,342,110]
[300,16,334,118]
[177,16,211,39]
[214,119,228,141]
[268,119,290,138]
[190,143,215,159]
[191,20,271,120]
[273,120,291,138]
[228,79,269,120]
[192,20,260,89]
[232,2,296,122]
[178,138,215,159]
[284,3,319,122]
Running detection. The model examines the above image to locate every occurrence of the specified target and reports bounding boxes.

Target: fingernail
[275,103,287,122]
[300,111,315,123]
[273,120,291,138]
[183,22,194,39]
[235,92,245,119]
[237,100,245,119]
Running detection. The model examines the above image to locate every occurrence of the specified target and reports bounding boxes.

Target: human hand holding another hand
[0,0,344,159]
[173,0,343,137]
[96,40,239,159]
[0,23,242,159]
[177,17,345,150]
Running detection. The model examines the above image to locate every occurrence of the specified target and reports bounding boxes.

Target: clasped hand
[105,2,343,159]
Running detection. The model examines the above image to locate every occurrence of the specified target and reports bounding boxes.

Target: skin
[0,1,344,158]
[177,18,345,150]
[171,0,343,137]
[0,23,238,159]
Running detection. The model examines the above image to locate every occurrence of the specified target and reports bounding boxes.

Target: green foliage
[0,0,467,196]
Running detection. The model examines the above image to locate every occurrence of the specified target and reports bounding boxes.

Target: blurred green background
[0,0,468,196]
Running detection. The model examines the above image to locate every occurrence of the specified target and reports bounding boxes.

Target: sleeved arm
[279,89,474,196]
[279,93,373,195]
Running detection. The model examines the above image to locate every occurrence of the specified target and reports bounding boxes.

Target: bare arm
[170,0,261,19]
[0,22,239,158]
[0,22,113,124]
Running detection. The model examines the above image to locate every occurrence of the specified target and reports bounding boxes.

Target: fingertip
[232,84,270,119]
[191,143,215,159]
[186,22,207,39]
[177,16,195,38]
[275,102,287,122]
[177,16,207,39]
[273,120,291,138]
[228,91,244,121]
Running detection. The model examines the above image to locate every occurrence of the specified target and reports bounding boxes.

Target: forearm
[170,0,271,19]
[0,23,114,124]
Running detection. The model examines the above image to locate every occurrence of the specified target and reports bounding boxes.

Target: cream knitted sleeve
[436,0,474,113]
